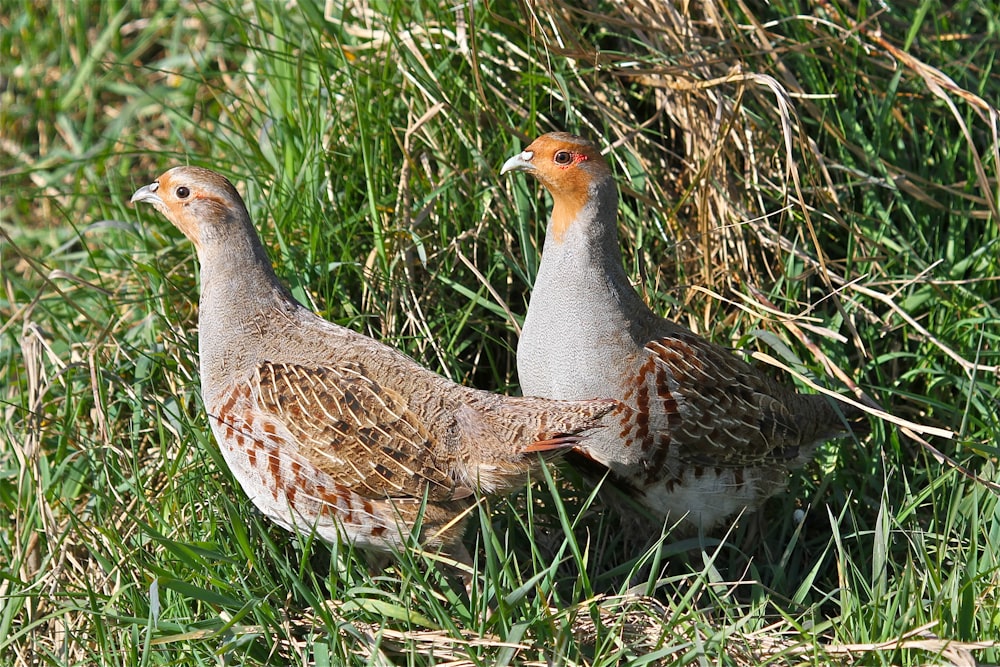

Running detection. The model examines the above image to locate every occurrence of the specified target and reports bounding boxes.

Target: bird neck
[196,225,290,313]
[539,177,649,314]
[193,224,300,394]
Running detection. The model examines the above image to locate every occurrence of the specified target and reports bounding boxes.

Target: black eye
[176,186,190,199]
[553,150,572,165]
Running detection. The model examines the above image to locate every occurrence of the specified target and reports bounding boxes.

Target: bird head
[131,166,250,252]
[501,132,610,190]
[501,133,613,243]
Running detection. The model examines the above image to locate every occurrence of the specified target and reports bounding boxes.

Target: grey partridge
[501,132,867,533]
[130,166,616,556]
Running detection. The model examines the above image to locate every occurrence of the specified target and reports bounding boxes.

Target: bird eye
[554,151,572,165]
[176,186,190,199]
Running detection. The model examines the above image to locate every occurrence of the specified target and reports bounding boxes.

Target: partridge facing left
[130,166,616,556]
[502,133,868,534]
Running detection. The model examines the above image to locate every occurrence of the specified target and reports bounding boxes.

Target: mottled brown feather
[255,361,461,501]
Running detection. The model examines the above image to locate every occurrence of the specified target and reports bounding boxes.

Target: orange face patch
[520,134,610,244]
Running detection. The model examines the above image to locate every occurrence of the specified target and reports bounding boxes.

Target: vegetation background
[2,0,998,664]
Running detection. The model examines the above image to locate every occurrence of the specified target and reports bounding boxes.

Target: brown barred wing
[253,361,464,501]
[643,337,807,468]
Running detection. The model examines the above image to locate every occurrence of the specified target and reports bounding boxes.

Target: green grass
[2,0,999,664]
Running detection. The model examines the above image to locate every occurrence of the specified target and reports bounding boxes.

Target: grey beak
[500,151,535,175]
[130,182,163,206]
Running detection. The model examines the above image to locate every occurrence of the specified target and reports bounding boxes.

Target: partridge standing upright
[130,166,616,557]
[501,132,867,532]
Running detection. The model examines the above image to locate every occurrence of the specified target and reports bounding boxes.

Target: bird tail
[523,433,587,453]
[454,395,619,495]
[807,396,871,444]
[838,401,872,438]
[522,397,619,453]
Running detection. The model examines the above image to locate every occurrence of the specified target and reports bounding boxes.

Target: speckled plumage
[502,133,867,532]
[131,166,616,554]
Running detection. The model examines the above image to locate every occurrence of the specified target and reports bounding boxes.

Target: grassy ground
[2,0,998,664]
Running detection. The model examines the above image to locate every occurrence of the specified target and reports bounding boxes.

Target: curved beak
[130,182,163,206]
[500,150,535,175]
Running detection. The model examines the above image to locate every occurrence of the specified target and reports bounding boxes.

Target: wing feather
[254,361,460,500]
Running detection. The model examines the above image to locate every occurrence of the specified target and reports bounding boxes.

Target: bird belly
[638,465,791,532]
[205,389,408,552]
